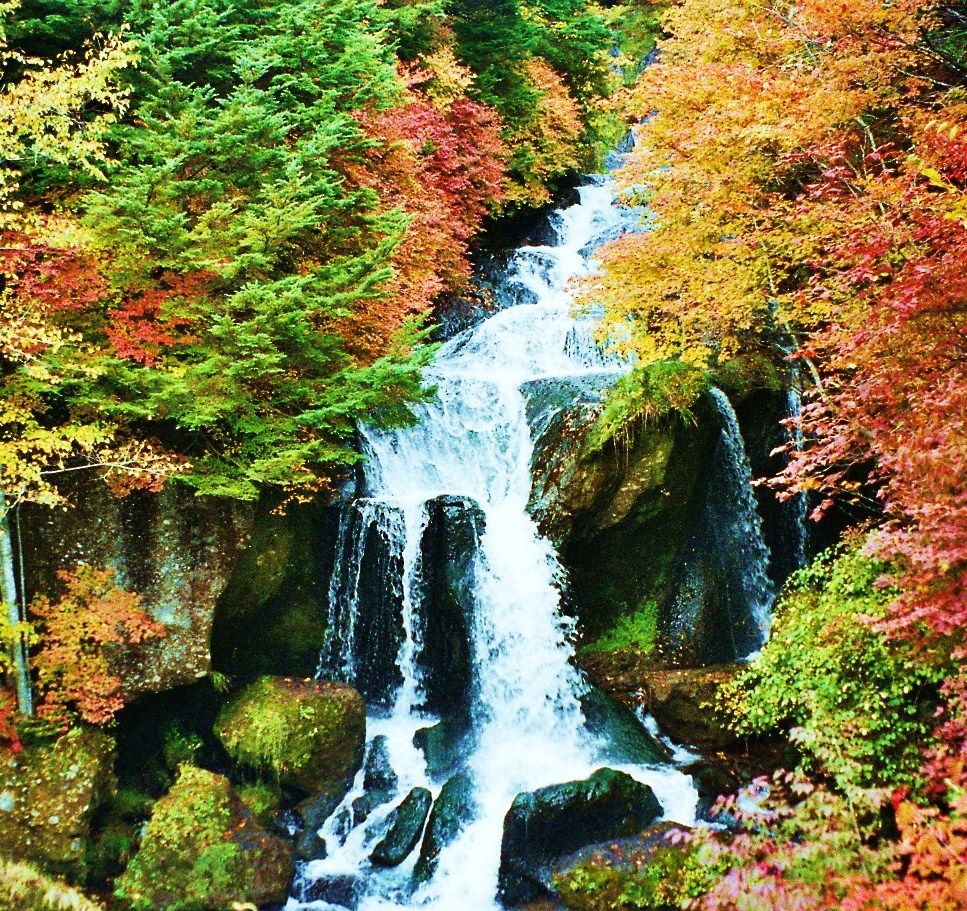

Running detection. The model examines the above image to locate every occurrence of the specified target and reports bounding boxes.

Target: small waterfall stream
[292,179,705,911]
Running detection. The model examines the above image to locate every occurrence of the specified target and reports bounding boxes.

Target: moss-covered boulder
[114,766,293,911]
[0,857,105,911]
[498,768,663,905]
[0,727,115,881]
[214,677,365,796]
[580,686,671,765]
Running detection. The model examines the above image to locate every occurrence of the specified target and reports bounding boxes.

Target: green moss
[582,599,659,656]
[214,677,365,794]
[237,781,282,827]
[710,352,783,402]
[588,362,709,453]
[114,766,292,911]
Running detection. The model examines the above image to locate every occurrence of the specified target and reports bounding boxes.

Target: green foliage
[237,781,282,827]
[589,361,708,452]
[582,598,658,656]
[722,541,950,793]
[554,841,719,911]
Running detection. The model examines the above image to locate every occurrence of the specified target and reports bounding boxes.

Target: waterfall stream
[291,179,700,911]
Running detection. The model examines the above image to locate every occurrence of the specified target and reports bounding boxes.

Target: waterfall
[707,387,776,645]
[784,375,809,572]
[290,179,697,911]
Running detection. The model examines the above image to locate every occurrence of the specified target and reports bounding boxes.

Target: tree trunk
[0,488,33,715]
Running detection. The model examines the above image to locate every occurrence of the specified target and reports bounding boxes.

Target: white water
[291,179,698,911]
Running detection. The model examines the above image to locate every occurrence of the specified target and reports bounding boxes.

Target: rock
[370,787,433,868]
[352,788,394,827]
[639,665,741,748]
[294,826,327,862]
[215,676,366,796]
[525,376,715,651]
[364,735,398,792]
[115,766,293,911]
[413,717,469,781]
[498,768,663,905]
[415,772,476,883]
[416,496,484,720]
[294,792,342,860]
[580,686,671,765]
[0,727,115,881]
[683,760,742,822]
[299,874,362,909]
[211,496,341,680]
[20,480,253,698]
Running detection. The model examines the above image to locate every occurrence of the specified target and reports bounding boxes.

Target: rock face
[214,676,366,796]
[526,377,716,652]
[639,665,742,748]
[0,728,115,880]
[370,787,433,868]
[580,686,671,765]
[20,480,254,699]
[415,772,476,883]
[498,768,663,905]
[115,766,293,911]
[416,495,484,720]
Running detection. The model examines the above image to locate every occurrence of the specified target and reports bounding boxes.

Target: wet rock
[416,496,485,720]
[300,873,363,909]
[295,792,342,860]
[215,676,365,796]
[498,768,663,905]
[413,717,470,781]
[580,686,671,765]
[295,827,327,862]
[364,735,399,792]
[0,727,115,880]
[115,766,293,911]
[639,665,741,748]
[370,787,433,868]
[415,772,476,883]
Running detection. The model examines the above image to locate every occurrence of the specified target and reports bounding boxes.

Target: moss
[582,598,659,656]
[0,727,116,882]
[214,676,365,795]
[237,781,282,827]
[114,766,292,911]
[588,362,709,453]
[0,857,105,911]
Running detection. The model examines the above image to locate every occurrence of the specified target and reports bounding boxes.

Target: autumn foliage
[31,566,164,726]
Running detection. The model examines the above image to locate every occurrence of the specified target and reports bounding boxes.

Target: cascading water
[293,178,698,911]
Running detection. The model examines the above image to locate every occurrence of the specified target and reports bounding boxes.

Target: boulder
[580,686,671,765]
[416,496,484,720]
[0,727,115,880]
[215,676,365,796]
[351,734,399,826]
[299,874,362,909]
[20,480,253,698]
[370,787,433,868]
[114,766,293,911]
[413,717,470,781]
[498,768,663,905]
[415,772,476,883]
[639,665,741,748]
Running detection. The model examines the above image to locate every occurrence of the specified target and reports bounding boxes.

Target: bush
[721,539,950,792]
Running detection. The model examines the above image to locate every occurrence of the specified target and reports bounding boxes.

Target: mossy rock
[370,786,433,868]
[0,857,105,911]
[0,727,115,881]
[415,772,476,883]
[114,766,293,911]
[214,676,365,795]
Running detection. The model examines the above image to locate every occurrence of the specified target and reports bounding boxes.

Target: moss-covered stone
[114,766,293,911]
[414,772,476,883]
[498,768,663,905]
[0,857,105,911]
[370,787,433,868]
[214,676,365,796]
[0,727,115,881]
[640,665,742,748]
